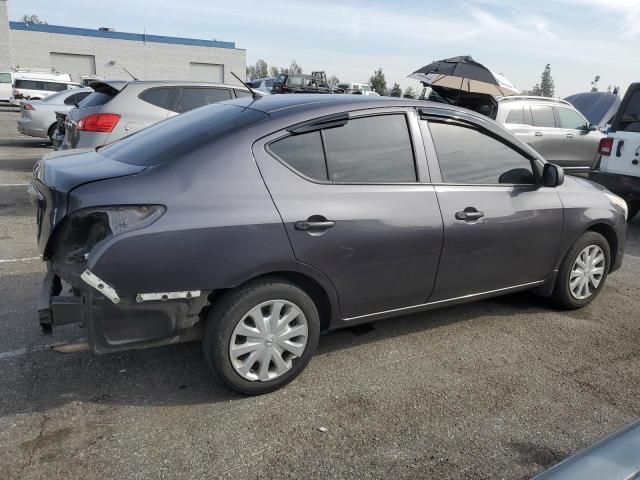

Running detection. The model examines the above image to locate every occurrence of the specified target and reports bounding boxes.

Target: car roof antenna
[231,71,259,100]
[122,67,138,81]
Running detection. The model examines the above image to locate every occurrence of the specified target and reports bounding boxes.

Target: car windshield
[99,103,269,166]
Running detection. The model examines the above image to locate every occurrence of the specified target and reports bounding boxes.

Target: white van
[591,82,640,220]
[336,82,379,95]
[10,78,81,105]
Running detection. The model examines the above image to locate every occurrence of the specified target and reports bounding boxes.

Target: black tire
[552,231,610,309]
[202,278,320,395]
[47,123,57,144]
[627,200,640,222]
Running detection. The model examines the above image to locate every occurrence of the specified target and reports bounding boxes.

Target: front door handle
[455,208,484,221]
[566,133,574,138]
[294,217,336,231]
[534,131,543,137]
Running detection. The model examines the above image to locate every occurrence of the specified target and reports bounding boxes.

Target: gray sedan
[17,87,92,143]
[31,94,628,394]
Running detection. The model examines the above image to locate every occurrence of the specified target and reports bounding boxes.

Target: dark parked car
[31,95,628,394]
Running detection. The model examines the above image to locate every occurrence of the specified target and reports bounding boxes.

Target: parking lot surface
[0,104,639,479]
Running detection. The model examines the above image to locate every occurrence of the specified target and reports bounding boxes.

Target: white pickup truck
[591,82,640,220]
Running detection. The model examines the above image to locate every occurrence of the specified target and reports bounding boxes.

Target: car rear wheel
[552,231,610,309]
[202,278,320,395]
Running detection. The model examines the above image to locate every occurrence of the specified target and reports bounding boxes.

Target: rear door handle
[534,131,543,137]
[566,133,574,138]
[616,140,625,157]
[294,218,336,231]
[455,209,484,221]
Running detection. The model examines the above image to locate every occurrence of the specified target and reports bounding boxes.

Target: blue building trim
[9,22,238,50]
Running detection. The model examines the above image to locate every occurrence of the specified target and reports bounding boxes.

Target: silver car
[16,87,93,142]
[496,96,604,174]
[62,80,255,149]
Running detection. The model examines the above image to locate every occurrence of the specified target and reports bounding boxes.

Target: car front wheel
[202,278,320,395]
[552,231,610,309]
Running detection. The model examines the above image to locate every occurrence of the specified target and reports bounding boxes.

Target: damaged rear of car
[30,101,271,352]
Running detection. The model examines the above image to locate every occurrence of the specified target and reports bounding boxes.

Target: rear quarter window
[616,90,640,132]
[78,91,114,108]
[531,105,556,128]
[139,87,177,110]
[99,104,269,166]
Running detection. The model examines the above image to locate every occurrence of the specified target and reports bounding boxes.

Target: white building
[0,0,246,84]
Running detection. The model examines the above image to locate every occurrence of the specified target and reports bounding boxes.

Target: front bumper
[39,266,208,353]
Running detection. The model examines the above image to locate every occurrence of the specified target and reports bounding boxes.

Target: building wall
[9,29,246,85]
[0,1,13,70]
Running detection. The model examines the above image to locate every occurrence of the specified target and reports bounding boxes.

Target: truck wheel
[202,278,320,395]
[627,200,640,222]
[552,231,610,309]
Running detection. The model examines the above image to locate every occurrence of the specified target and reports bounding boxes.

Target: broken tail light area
[48,205,166,271]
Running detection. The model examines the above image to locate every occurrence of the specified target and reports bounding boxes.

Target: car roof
[229,93,451,115]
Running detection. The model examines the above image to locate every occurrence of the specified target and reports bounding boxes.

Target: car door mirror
[542,163,564,187]
[499,168,534,184]
[588,123,597,132]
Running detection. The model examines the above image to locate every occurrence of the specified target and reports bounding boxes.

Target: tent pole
[455,76,464,106]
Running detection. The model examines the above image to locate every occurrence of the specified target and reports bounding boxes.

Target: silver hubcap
[229,300,308,382]
[569,245,605,300]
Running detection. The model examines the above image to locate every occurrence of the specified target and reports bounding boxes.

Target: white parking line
[0,256,40,263]
[0,183,29,187]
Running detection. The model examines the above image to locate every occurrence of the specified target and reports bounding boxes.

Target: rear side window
[323,115,416,182]
[178,87,232,112]
[531,105,556,128]
[505,107,524,124]
[429,121,534,185]
[139,87,176,110]
[234,89,252,98]
[99,104,268,166]
[15,79,43,90]
[269,131,327,180]
[269,114,416,183]
[556,107,587,129]
[64,91,91,105]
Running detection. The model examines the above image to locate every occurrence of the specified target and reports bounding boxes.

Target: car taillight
[598,137,614,156]
[78,113,121,133]
[23,103,35,111]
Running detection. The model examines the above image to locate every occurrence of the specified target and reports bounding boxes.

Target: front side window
[531,105,556,128]
[429,121,534,185]
[323,114,416,182]
[179,87,232,112]
[556,107,587,129]
[139,87,176,110]
[505,107,524,124]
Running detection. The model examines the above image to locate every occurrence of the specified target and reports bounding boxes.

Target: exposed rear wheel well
[586,223,617,266]
[206,272,333,332]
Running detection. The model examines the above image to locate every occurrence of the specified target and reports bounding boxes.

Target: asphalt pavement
[1,104,639,479]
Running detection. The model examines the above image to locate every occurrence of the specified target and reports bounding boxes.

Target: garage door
[50,53,96,82]
[189,62,224,83]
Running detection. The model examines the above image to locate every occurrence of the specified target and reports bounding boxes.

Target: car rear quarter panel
[68,134,339,309]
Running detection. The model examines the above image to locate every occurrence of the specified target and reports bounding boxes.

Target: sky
[8,0,640,96]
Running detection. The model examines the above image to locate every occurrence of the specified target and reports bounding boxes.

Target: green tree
[254,59,269,79]
[369,68,387,96]
[21,14,47,24]
[269,66,279,77]
[389,82,402,97]
[540,64,555,97]
[281,60,302,75]
[403,86,416,98]
[591,75,600,92]
[328,75,340,87]
[246,65,256,81]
